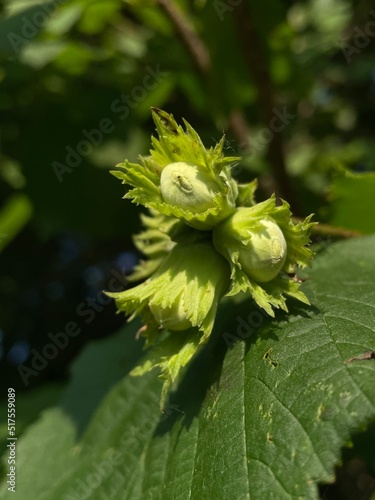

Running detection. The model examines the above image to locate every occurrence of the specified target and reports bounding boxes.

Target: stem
[226,108,250,151]
[155,1,249,148]
[232,4,300,212]
[293,219,362,239]
[311,223,361,239]
[155,0,273,199]
[156,0,211,76]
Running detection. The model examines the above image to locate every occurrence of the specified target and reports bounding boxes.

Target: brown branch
[293,218,362,239]
[226,108,250,151]
[232,4,300,212]
[156,2,249,151]
[311,223,361,239]
[156,0,211,76]
[156,0,275,199]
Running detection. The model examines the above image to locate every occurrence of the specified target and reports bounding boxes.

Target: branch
[155,2,246,140]
[156,0,272,199]
[232,4,300,212]
[156,0,210,77]
[293,219,362,239]
[311,223,361,239]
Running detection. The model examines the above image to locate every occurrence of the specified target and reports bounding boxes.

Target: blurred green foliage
[1,0,374,239]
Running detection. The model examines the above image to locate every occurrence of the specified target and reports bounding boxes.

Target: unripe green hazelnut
[238,219,287,283]
[160,162,219,213]
[149,296,192,331]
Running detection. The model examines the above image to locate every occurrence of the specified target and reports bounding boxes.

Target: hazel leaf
[7,236,375,500]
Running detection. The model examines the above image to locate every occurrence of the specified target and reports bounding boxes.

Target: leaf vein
[188,412,201,500]
[318,293,375,310]
[324,314,375,335]
[242,342,252,500]
[247,457,292,498]
[312,290,375,414]
[251,376,329,476]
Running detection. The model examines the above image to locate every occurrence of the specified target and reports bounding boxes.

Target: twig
[156,0,210,76]
[156,0,273,199]
[311,223,361,239]
[232,4,300,212]
[155,2,249,145]
[293,218,362,239]
[226,108,251,151]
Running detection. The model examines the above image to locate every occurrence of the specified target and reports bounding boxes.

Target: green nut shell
[160,162,219,213]
[238,219,287,283]
[149,295,192,331]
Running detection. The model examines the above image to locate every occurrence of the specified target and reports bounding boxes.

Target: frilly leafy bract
[111,108,239,230]
[213,196,317,316]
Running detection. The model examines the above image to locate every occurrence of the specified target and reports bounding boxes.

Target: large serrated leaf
[1,236,375,500]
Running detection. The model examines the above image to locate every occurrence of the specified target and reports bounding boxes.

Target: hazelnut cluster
[108,108,315,404]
